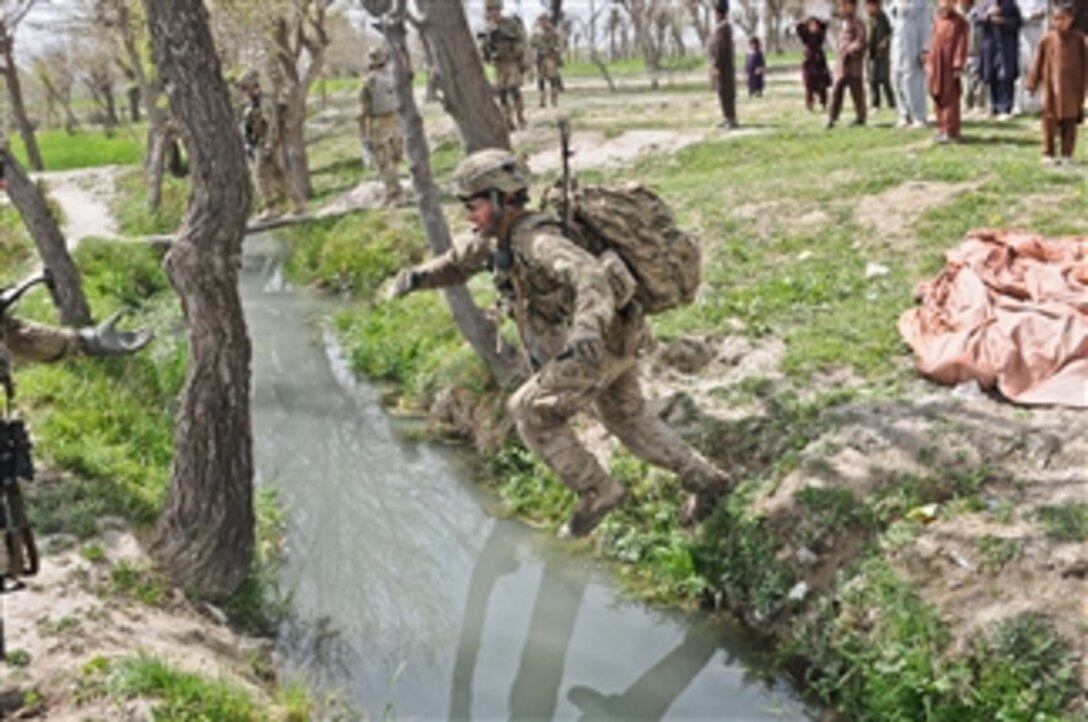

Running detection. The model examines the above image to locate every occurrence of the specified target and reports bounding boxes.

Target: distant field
[8,126,144,171]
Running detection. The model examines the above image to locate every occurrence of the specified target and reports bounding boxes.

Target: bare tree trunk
[37,72,81,133]
[1,23,43,171]
[2,153,92,325]
[414,0,510,153]
[375,3,526,389]
[127,85,140,122]
[142,0,254,599]
[279,86,312,198]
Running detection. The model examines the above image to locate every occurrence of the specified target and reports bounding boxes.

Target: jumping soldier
[530,13,564,108]
[237,70,305,221]
[390,150,732,539]
[479,0,530,131]
[358,45,404,206]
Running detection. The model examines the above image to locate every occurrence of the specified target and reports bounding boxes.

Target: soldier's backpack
[542,181,701,315]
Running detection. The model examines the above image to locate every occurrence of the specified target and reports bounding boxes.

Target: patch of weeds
[869,466,995,526]
[282,211,428,298]
[113,169,189,236]
[4,649,31,667]
[108,560,168,606]
[74,655,111,705]
[107,653,264,721]
[37,615,83,637]
[976,535,1022,574]
[492,443,573,526]
[792,486,876,548]
[694,503,794,623]
[1036,502,1088,542]
[80,543,107,563]
[598,451,707,601]
[792,556,974,721]
[968,613,1082,720]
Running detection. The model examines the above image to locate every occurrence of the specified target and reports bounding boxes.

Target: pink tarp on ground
[898,229,1088,408]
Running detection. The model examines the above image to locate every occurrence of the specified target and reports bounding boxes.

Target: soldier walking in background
[708,0,739,129]
[390,150,733,539]
[358,45,404,206]
[238,71,305,221]
[531,14,564,108]
[480,0,530,131]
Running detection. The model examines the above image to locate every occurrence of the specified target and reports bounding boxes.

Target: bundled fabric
[898,229,1088,407]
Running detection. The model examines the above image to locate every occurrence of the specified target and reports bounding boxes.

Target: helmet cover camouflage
[237,69,260,89]
[485,0,504,9]
[368,44,389,67]
[454,149,529,199]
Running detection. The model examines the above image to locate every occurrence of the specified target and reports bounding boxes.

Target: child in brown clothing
[926,0,970,142]
[1026,3,1087,164]
[827,0,869,129]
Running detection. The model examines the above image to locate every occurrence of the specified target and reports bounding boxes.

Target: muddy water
[242,236,813,721]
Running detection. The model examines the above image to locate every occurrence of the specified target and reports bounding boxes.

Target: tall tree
[0,1,44,170]
[264,0,331,199]
[142,0,254,598]
[95,0,173,210]
[1,150,92,325]
[362,0,524,388]
[412,0,509,153]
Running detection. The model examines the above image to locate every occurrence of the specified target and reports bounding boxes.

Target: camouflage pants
[493,61,526,128]
[537,57,561,107]
[508,353,725,497]
[364,113,403,202]
[252,147,304,215]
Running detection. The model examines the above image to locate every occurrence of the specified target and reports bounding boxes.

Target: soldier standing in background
[390,150,733,539]
[238,70,305,221]
[358,45,404,206]
[480,0,530,131]
[531,14,564,108]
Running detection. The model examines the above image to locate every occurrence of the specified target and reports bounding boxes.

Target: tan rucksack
[543,181,701,315]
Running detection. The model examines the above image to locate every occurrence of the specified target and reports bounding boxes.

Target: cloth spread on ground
[898,229,1088,407]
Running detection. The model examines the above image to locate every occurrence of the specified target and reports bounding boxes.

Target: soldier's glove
[390,269,419,299]
[560,325,604,367]
[79,312,154,357]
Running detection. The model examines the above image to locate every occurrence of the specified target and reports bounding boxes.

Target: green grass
[1036,503,1088,542]
[113,168,189,236]
[8,126,144,171]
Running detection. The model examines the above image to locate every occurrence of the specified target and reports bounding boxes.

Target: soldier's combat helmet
[485,0,503,9]
[237,69,260,89]
[454,149,529,200]
[368,45,389,68]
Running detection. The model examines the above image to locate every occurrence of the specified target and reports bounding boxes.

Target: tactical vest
[487,17,525,64]
[367,69,399,116]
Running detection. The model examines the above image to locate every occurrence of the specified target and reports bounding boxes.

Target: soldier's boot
[256,205,282,222]
[678,469,734,530]
[557,478,628,540]
[550,87,559,108]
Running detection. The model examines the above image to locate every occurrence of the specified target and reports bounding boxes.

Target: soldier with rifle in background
[358,45,405,206]
[237,70,305,221]
[530,13,565,108]
[478,0,530,130]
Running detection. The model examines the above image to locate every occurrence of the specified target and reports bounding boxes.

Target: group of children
[792,0,1086,161]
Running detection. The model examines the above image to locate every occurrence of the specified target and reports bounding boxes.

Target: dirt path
[34,167,124,246]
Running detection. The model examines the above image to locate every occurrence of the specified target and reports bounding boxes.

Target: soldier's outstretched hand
[79,312,154,357]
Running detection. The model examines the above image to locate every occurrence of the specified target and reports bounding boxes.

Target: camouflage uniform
[359,46,404,205]
[480,0,530,130]
[1,317,82,368]
[530,15,564,108]
[393,150,730,538]
[239,72,305,220]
